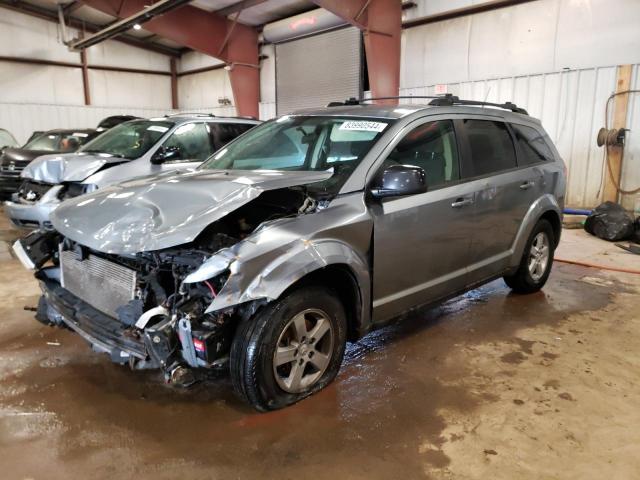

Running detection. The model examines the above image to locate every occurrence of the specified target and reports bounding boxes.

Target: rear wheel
[230,286,347,411]
[504,219,555,293]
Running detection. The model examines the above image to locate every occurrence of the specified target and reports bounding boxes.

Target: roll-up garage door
[275,27,362,115]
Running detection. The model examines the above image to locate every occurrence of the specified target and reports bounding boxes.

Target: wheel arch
[510,194,562,268]
[280,264,366,341]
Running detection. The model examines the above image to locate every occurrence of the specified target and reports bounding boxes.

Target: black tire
[230,286,347,411]
[504,219,555,294]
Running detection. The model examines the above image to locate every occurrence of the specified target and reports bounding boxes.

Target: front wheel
[504,219,555,294]
[230,286,347,411]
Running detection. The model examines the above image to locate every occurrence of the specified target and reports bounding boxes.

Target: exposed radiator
[60,249,137,318]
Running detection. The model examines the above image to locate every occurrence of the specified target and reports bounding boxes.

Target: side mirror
[151,145,181,164]
[371,164,427,199]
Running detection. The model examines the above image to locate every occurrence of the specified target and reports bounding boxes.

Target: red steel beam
[170,57,178,109]
[81,0,260,117]
[312,0,401,103]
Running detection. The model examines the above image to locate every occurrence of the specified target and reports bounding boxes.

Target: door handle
[451,197,473,208]
[519,181,534,190]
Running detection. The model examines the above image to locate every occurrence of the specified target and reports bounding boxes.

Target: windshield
[24,131,94,152]
[79,120,172,159]
[200,116,391,195]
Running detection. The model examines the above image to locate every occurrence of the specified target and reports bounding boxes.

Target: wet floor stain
[0,248,638,479]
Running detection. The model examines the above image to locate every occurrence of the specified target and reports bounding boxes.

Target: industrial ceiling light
[133,23,142,30]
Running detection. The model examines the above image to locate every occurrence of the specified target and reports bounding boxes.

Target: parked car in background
[0,129,100,200]
[5,114,260,228]
[96,115,140,132]
[13,97,566,411]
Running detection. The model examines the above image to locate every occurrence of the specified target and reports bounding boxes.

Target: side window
[209,123,254,151]
[386,120,459,188]
[462,120,517,177]
[163,122,212,161]
[511,124,554,165]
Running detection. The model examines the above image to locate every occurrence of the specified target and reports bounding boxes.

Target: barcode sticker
[339,121,387,133]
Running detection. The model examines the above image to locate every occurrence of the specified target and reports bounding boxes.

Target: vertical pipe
[80,49,91,106]
[170,57,178,110]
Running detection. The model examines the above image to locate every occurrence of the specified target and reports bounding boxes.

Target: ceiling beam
[82,0,261,117]
[68,0,193,50]
[0,0,182,56]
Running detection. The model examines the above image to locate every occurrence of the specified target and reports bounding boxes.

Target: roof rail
[428,94,529,115]
[165,112,217,117]
[327,94,528,115]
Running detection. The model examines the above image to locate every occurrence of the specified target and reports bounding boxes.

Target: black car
[96,115,140,132]
[0,129,100,199]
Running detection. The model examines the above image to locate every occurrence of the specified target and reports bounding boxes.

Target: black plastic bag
[633,217,640,244]
[584,201,635,241]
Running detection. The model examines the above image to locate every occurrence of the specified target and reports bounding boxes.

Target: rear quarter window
[511,123,555,165]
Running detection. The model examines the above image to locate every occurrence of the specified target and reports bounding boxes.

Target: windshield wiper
[82,150,125,158]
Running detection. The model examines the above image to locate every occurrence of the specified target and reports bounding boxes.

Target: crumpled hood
[21,152,125,183]
[51,169,333,254]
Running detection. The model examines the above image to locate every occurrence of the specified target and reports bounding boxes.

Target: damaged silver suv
[13,96,565,411]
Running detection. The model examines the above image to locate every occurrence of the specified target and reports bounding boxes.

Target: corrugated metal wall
[399,65,640,210]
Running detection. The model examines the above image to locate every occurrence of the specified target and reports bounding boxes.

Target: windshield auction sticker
[339,121,387,132]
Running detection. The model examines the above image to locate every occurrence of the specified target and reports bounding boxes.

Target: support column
[170,57,178,110]
[312,0,402,102]
[82,0,260,117]
[603,64,632,203]
[80,41,91,105]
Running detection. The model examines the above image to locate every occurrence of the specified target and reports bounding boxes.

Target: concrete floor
[1,210,639,479]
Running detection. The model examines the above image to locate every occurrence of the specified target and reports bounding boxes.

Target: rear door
[458,117,538,284]
[371,118,476,323]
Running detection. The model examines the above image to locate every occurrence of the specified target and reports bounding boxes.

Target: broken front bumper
[4,186,61,229]
[37,268,148,362]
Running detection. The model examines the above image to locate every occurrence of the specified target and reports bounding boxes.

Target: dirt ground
[0,210,639,480]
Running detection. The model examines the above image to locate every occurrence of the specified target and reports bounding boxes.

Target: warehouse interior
[0,0,639,478]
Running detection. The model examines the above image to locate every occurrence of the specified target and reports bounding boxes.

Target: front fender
[509,193,562,269]
[203,238,371,318]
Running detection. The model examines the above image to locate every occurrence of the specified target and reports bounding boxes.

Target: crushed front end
[12,184,328,386]
[15,228,260,386]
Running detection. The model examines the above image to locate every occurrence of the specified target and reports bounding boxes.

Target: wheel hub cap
[528,232,550,282]
[272,308,334,394]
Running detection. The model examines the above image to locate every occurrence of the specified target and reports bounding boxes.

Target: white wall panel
[401,0,640,87]
[0,62,84,105]
[177,68,234,110]
[86,40,171,71]
[0,9,79,63]
[89,70,172,109]
[259,102,276,120]
[0,104,173,145]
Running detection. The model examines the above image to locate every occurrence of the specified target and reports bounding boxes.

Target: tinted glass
[463,120,517,177]
[24,132,61,151]
[80,120,172,159]
[209,122,255,151]
[511,124,554,165]
[163,122,212,161]
[201,116,391,195]
[386,120,459,188]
